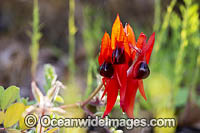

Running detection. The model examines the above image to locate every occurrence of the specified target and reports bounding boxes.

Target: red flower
[98,15,155,118]
[99,15,130,117]
[125,31,155,118]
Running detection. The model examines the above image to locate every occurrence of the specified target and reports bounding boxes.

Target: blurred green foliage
[83,6,104,98]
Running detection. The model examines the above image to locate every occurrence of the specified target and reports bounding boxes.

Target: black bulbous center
[99,62,114,78]
[112,47,125,64]
[136,61,150,79]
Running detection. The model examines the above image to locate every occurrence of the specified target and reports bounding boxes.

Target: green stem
[68,0,76,81]
[30,0,41,80]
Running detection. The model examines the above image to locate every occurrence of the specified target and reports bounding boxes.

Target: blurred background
[0,0,199,132]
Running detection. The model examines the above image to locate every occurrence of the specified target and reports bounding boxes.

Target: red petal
[125,24,136,60]
[125,24,136,47]
[98,32,111,65]
[103,78,119,118]
[114,64,128,111]
[98,55,104,66]
[127,60,142,79]
[138,79,147,101]
[111,15,125,50]
[136,32,147,50]
[124,79,138,118]
[124,39,131,61]
[145,32,155,64]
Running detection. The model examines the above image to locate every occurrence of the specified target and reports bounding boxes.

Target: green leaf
[0,86,20,110]
[18,97,29,105]
[44,64,56,93]
[0,111,5,124]
[0,86,4,92]
[0,86,4,109]
[4,103,25,128]
[54,95,64,103]
[19,106,30,130]
[27,100,36,105]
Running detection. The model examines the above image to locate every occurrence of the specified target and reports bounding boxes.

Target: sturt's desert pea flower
[98,14,155,118]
